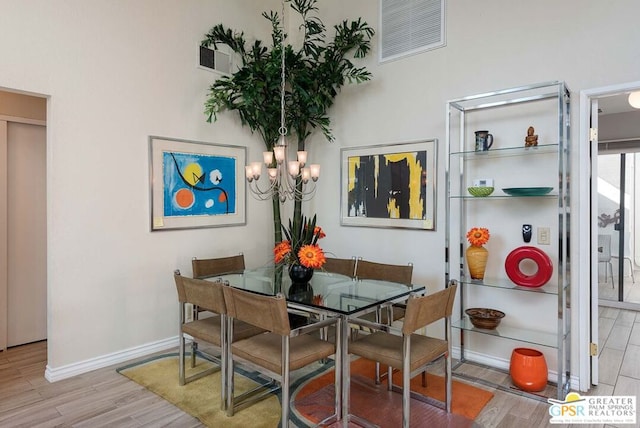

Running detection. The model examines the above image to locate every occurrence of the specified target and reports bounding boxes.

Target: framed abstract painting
[149,136,246,231]
[340,139,437,230]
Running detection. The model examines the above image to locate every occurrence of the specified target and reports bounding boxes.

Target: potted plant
[201,0,374,248]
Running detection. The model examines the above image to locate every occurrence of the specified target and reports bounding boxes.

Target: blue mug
[475,130,494,151]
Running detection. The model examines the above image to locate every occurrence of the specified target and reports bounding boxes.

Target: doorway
[0,89,47,351]
[597,150,638,306]
[579,81,640,390]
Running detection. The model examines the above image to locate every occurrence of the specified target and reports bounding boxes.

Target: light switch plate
[537,227,551,245]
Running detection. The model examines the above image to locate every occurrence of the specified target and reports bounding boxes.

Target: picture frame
[340,139,437,230]
[149,136,246,231]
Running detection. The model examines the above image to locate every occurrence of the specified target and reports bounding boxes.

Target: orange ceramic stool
[509,348,548,392]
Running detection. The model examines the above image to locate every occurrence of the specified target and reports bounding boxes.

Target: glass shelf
[450,192,558,200]
[446,81,570,401]
[452,316,558,348]
[459,277,559,295]
[449,143,558,159]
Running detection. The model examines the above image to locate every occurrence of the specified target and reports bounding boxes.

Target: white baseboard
[452,346,581,392]
[44,336,179,383]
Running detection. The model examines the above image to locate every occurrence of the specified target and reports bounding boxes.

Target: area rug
[117,354,493,427]
[292,358,494,427]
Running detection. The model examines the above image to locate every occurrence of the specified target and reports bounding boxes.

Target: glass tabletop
[210,266,425,316]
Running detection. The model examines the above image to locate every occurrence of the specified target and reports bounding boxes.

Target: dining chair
[173,270,264,409]
[355,259,413,285]
[222,285,340,425]
[354,259,413,324]
[353,259,414,383]
[598,234,614,287]
[611,232,635,284]
[191,254,245,320]
[323,256,357,277]
[191,253,245,279]
[348,282,458,427]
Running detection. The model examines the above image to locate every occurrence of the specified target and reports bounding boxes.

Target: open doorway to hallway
[597,151,639,306]
[0,89,47,351]
[595,97,640,310]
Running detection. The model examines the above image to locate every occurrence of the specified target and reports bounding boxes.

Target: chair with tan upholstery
[222,286,340,425]
[355,259,413,284]
[352,259,415,383]
[173,270,264,409]
[322,256,357,277]
[348,282,458,427]
[355,259,413,324]
[192,253,245,279]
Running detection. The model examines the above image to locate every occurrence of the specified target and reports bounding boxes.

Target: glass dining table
[210,266,425,427]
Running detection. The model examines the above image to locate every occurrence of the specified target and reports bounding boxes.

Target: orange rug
[292,358,493,426]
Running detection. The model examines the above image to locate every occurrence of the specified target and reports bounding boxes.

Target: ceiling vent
[379,0,446,63]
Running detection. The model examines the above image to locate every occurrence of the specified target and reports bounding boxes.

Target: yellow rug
[118,354,492,427]
[117,354,281,427]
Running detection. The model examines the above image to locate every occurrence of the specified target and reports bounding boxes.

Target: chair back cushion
[402,284,457,334]
[192,254,245,279]
[323,257,356,277]
[355,260,413,284]
[223,287,290,336]
[174,271,226,314]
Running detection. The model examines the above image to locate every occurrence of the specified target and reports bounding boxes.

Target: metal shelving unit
[445,81,571,401]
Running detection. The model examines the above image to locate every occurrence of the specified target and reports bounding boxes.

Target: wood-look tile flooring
[1,306,639,428]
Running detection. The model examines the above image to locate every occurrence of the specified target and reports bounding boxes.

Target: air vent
[199,45,231,75]
[380,0,445,63]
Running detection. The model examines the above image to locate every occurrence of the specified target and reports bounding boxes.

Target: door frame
[579,80,640,391]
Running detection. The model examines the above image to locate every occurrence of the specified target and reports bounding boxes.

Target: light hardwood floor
[1,306,639,428]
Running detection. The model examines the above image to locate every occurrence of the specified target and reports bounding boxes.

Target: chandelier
[244,1,320,203]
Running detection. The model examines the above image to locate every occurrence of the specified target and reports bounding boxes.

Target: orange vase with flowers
[274,215,326,287]
[466,227,490,280]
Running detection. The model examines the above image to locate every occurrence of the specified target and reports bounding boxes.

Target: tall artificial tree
[202,0,374,248]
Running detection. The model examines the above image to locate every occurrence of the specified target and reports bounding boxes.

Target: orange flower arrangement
[273,215,326,269]
[466,227,490,247]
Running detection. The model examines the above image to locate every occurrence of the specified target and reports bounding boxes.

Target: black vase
[287,265,314,328]
[288,264,314,285]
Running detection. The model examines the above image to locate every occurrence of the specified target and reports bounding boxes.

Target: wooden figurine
[525,126,538,147]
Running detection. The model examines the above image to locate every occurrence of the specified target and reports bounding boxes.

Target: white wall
[1,0,639,384]
[0,0,280,370]
[306,0,640,388]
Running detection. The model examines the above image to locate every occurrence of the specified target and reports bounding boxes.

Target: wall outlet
[537,227,551,245]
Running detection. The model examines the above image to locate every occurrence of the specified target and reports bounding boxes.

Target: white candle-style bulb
[297,151,307,167]
[309,164,320,181]
[288,161,300,177]
[268,168,278,182]
[250,162,262,179]
[301,167,311,183]
[263,151,273,165]
[274,146,285,163]
[628,91,640,109]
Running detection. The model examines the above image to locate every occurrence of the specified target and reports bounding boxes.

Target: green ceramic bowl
[467,186,494,197]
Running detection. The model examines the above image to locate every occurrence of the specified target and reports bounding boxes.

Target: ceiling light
[628,91,640,109]
[244,1,319,203]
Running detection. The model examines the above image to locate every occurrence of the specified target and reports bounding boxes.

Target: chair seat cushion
[183,316,264,346]
[232,333,335,374]
[349,332,447,372]
[183,316,221,346]
[233,319,266,342]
